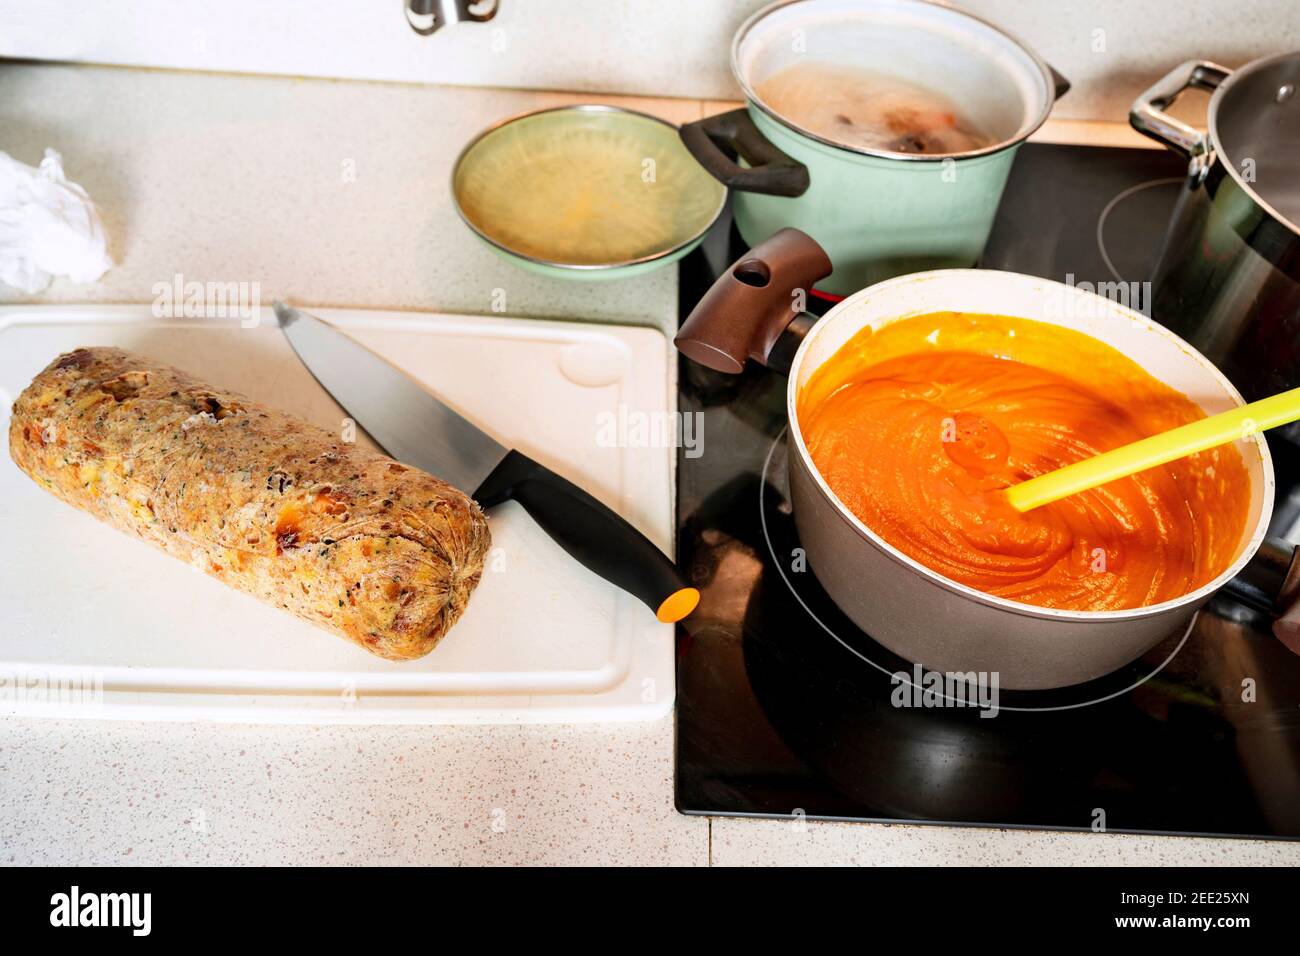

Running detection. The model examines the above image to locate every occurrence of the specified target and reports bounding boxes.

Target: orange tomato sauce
[796,312,1252,612]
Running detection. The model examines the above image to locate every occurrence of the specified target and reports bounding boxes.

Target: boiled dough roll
[8,347,491,660]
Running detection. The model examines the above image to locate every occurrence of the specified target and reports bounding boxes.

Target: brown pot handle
[1224,536,1300,656]
[1271,542,1300,655]
[674,228,832,375]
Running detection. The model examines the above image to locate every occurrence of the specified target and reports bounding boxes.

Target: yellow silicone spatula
[1006,386,1300,513]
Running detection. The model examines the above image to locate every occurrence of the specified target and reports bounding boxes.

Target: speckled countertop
[2,63,1298,866]
[0,62,698,335]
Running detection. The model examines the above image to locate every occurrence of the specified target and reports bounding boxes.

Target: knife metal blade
[273,301,508,493]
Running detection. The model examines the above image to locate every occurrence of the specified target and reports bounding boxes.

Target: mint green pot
[682,0,1067,297]
[735,106,1022,295]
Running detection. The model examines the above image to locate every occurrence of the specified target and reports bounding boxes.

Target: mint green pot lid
[451,104,727,280]
[478,230,709,283]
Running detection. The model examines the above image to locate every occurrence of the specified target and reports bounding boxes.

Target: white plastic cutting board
[0,305,677,723]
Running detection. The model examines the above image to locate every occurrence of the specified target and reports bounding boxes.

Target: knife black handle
[475,449,699,624]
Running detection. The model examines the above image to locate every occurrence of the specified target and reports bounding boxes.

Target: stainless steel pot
[1131,53,1300,424]
[676,229,1276,689]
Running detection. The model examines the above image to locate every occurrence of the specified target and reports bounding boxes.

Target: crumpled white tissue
[0,148,113,294]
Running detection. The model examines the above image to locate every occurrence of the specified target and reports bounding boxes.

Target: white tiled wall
[1,0,1296,122]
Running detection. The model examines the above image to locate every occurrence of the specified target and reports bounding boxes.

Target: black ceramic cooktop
[673,143,1300,838]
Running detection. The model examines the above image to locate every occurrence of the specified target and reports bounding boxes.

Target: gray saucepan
[676,229,1280,689]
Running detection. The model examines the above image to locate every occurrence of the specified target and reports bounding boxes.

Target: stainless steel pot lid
[731,0,1060,161]
[1210,51,1300,233]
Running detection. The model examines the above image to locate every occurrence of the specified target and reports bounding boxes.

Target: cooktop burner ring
[758,427,1197,712]
[1096,176,1185,283]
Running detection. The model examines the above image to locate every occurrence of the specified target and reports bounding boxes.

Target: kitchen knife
[272,302,699,624]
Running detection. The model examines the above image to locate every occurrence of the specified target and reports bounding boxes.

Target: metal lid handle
[405,0,499,36]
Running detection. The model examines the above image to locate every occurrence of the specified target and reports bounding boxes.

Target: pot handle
[1048,64,1071,101]
[1130,59,1232,158]
[1223,536,1300,656]
[674,227,832,375]
[679,108,811,198]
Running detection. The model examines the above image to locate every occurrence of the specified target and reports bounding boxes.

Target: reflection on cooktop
[674,143,1300,838]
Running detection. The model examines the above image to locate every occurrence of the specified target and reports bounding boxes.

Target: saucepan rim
[784,267,1276,623]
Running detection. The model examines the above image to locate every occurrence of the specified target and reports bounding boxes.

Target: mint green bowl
[452,105,727,281]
